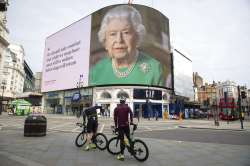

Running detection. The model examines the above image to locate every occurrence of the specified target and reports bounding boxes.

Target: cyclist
[114,97,133,161]
[83,103,102,151]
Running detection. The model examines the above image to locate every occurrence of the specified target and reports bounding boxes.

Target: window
[117,91,129,99]
[163,94,168,100]
[100,91,111,99]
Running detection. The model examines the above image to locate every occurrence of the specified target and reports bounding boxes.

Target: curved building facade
[42,85,172,119]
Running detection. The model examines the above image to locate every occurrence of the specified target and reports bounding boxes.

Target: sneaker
[84,145,90,151]
[117,154,124,161]
[89,143,96,149]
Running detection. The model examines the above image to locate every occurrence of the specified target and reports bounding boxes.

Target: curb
[178,125,249,132]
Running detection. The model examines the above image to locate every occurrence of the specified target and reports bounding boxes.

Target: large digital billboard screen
[42,4,172,92]
[173,49,194,99]
[42,16,91,92]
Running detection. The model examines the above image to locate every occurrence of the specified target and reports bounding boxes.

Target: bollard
[24,115,47,137]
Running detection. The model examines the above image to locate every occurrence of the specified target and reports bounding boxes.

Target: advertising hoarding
[42,4,172,92]
[133,89,162,100]
[42,16,91,92]
[173,49,194,99]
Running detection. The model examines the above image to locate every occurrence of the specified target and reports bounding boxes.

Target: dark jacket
[114,103,133,128]
[83,106,101,123]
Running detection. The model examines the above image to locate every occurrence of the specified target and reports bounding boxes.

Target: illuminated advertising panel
[173,49,194,99]
[133,89,162,100]
[42,16,91,92]
[42,4,172,92]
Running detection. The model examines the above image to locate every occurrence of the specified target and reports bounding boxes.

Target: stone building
[0,0,9,104]
[1,44,25,99]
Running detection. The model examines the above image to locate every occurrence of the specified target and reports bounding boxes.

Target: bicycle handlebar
[111,123,138,134]
[76,122,86,128]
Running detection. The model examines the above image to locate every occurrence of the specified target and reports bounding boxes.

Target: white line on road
[144,126,153,131]
[48,122,72,130]
[99,124,105,133]
[71,127,80,132]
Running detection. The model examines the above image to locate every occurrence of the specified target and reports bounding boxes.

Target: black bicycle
[107,124,149,162]
[75,122,108,150]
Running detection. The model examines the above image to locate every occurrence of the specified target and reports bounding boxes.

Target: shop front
[43,86,171,118]
[43,88,92,115]
[93,86,171,119]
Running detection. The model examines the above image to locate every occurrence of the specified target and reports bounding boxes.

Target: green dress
[89,52,164,86]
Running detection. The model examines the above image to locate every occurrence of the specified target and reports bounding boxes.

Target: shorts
[87,118,98,133]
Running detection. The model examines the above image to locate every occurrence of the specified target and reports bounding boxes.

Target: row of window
[99,90,168,100]
[100,91,129,99]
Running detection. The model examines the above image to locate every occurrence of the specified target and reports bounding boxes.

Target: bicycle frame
[108,124,149,161]
[111,124,137,154]
[76,122,87,133]
[75,122,108,150]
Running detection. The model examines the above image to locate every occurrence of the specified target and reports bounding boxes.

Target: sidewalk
[177,119,250,131]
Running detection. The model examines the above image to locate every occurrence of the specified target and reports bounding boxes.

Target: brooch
[139,63,150,73]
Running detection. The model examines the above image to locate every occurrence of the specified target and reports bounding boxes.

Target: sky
[7,0,250,87]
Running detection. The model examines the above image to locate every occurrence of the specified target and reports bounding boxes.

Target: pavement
[1,128,250,166]
[178,118,250,131]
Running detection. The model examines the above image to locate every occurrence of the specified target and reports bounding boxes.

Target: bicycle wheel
[107,137,121,155]
[132,139,149,162]
[94,133,108,150]
[75,132,87,147]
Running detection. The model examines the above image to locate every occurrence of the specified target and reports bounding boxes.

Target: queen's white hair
[98,5,146,47]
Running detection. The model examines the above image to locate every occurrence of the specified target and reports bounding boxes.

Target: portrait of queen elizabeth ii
[89,5,172,88]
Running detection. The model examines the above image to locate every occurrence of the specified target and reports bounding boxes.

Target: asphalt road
[1,113,250,146]
[1,114,250,166]
[136,128,250,145]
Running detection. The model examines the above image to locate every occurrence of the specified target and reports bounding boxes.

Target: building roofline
[24,60,34,76]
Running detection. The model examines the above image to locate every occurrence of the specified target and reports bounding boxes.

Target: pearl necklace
[112,51,139,78]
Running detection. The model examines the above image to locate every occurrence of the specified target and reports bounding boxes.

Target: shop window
[163,94,168,100]
[100,91,111,99]
[117,90,129,99]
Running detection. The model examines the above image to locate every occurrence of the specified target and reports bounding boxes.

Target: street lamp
[75,74,84,117]
[76,74,84,90]
[0,81,6,115]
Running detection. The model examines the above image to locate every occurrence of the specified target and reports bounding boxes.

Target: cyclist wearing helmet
[114,97,133,161]
[83,103,102,151]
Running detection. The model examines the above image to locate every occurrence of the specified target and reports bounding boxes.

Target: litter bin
[24,115,47,137]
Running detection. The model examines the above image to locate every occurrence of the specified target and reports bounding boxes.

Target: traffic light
[241,91,246,99]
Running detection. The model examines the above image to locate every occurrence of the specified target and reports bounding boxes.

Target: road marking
[0,151,46,166]
[48,122,72,130]
[99,124,105,133]
[10,124,23,127]
[71,127,80,132]
[47,130,59,134]
[144,126,153,131]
